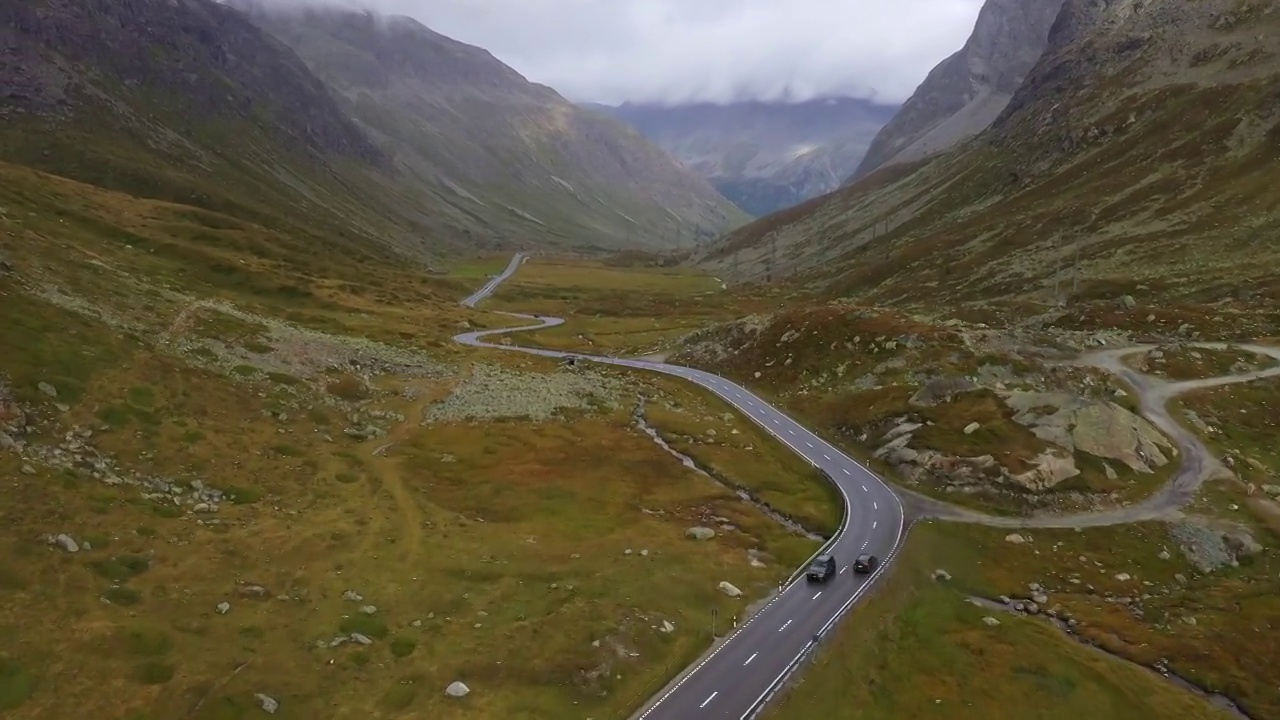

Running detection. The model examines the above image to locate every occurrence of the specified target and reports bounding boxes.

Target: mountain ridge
[595,98,896,217]
[850,0,1066,181]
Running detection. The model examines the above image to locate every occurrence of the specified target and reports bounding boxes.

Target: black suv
[853,553,879,574]
[805,554,837,582]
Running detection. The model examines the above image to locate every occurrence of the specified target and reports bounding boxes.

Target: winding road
[456,253,907,720]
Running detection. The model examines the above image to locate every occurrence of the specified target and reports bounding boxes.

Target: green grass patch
[389,635,417,659]
[88,554,152,582]
[339,614,389,640]
[0,657,36,711]
[378,683,417,711]
[102,586,143,606]
[133,660,175,685]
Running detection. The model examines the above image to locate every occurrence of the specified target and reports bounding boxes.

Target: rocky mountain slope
[697,0,1280,326]
[0,0,745,263]
[595,99,897,217]
[850,0,1066,181]
[236,3,748,251]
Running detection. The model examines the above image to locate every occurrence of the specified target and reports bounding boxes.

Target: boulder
[910,377,977,407]
[446,681,470,698]
[685,527,716,541]
[717,581,742,598]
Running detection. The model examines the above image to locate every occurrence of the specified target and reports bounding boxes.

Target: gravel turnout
[423,363,628,423]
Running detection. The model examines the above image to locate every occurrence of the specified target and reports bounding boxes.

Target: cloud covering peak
[250,0,986,106]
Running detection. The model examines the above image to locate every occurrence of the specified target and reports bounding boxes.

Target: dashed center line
[842,468,851,476]
[812,591,822,600]
[874,502,878,510]
[823,454,831,461]
[805,440,814,448]
[862,485,868,492]
[778,619,792,632]
[700,691,718,708]
[873,521,878,530]
[744,653,758,666]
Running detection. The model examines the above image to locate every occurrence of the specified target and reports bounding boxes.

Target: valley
[3,0,1280,717]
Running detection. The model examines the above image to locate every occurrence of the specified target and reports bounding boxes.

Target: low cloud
[249,0,985,106]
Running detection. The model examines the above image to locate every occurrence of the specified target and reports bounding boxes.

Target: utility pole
[711,606,718,639]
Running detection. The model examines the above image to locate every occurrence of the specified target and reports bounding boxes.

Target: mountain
[698,0,1280,315]
[0,0,746,263]
[849,0,1066,181]
[596,99,898,217]
[234,3,749,250]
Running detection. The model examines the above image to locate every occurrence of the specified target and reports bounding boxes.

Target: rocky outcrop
[850,0,1067,179]
[875,388,1173,494]
[1005,391,1175,473]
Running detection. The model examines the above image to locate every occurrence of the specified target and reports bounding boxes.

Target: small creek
[632,399,824,543]
[968,595,1252,719]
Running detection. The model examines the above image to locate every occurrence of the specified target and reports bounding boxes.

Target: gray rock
[1005,533,1027,544]
[982,616,1001,627]
[341,589,363,602]
[1031,593,1049,605]
[359,605,378,615]
[254,693,279,714]
[50,533,79,553]
[350,633,374,645]
[717,581,743,598]
[216,601,231,615]
[238,585,269,599]
[932,569,952,581]
[20,464,35,476]
[1120,295,1137,310]
[660,620,675,633]
[446,681,471,698]
[37,382,58,398]
[685,527,716,541]
[963,422,981,435]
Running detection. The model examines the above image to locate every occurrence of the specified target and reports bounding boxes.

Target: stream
[632,398,824,543]
[967,595,1252,719]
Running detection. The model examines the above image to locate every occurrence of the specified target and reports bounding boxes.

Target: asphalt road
[455,253,906,719]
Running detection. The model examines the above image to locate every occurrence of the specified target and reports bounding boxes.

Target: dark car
[853,553,879,574]
[805,554,837,582]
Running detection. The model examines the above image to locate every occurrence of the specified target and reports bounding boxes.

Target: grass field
[767,521,1251,720]
[484,257,784,356]
[0,168,831,719]
[768,517,1280,717]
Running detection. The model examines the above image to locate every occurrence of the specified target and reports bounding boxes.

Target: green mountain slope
[0,0,746,263]
[232,2,749,252]
[697,0,1280,318]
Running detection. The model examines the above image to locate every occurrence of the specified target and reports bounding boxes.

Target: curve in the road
[455,253,907,720]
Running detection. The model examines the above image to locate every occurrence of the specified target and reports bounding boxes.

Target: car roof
[856,553,873,561]
[814,554,834,562]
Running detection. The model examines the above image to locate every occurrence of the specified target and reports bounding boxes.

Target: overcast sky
[272,0,986,106]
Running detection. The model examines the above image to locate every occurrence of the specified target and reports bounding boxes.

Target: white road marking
[839,566,847,574]
[744,653,758,666]
[823,454,831,460]
[778,619,792,632]
[805,441,814,448]
[873,521,878,530]
[862,485,868,492]
[874,502,878,510]
[842,468,851,476]
[788,429,796,435]
[812,591,822,600]
[700,692,718,708]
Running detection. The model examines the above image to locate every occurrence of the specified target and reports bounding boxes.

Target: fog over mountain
[236,0,985,106]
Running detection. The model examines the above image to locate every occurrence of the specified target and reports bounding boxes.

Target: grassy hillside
[1,0,746,266]
[698,0,1280,324]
